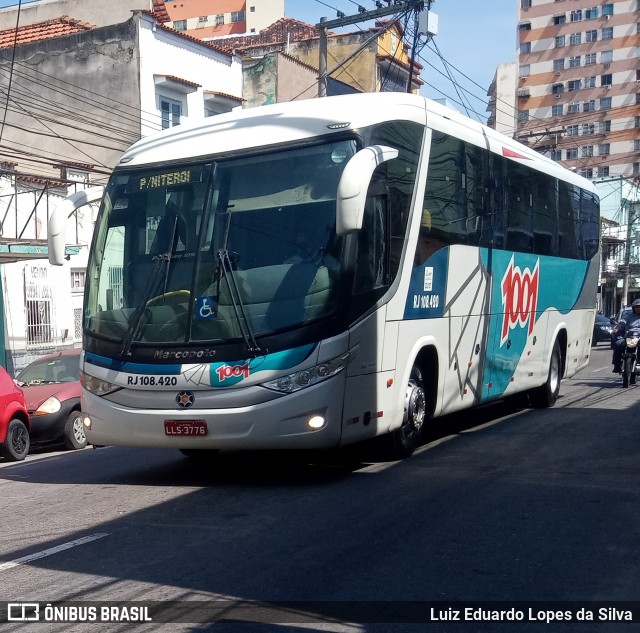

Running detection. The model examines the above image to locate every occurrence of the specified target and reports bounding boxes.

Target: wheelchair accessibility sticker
[196,296,218,319]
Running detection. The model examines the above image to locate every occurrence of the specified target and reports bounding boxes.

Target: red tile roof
[211,17,322,53]
[151,0,171,23]
[0,16,95,49]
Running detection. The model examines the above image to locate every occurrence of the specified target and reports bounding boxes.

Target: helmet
[633,299,640,313]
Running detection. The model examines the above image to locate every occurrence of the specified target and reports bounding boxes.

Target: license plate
[164,420,208,436]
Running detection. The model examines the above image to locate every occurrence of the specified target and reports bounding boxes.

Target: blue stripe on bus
[84,352,183,375]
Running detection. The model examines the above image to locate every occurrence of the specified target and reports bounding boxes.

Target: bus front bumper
[81,378,345,451]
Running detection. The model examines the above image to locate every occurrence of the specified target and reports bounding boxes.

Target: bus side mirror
[336,145,398,235]
[48,187,104,265]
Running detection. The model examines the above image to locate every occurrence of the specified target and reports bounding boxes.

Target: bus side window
[423,131,467,245]
[505,159,533,254]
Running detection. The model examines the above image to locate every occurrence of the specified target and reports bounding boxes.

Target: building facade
[516,0,640,179]
[163,0,285,38]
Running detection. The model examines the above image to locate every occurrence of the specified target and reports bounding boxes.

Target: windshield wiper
[216,249,263,358]
[119,251,171,358]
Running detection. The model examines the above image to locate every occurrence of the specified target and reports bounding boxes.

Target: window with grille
[584,76,596,88]
[567,125,579,136]
[583,100,596,112]
[602,3,613,15]
[231,11,245,22]
[25,267,54,347]
[585,53,597,64]
[599,143,610,155]
[586,30,597,42]
[567,148,578,159]
[600,120,611,133]
[601,50,613,63]
[555,35,565,47]
[601,27,613,39]
[216,14,224,25]
[553,58,565,71]
[521,42,531,54]
[598,166,609,177]
[568,103,579,113]
[569,56,581,68]
[552,104,564,116]
[600,97,612,109]
[570,32,582,45]
[174,20,187,30]
[570,10,582,21]
[581,145,594,157]
[71,269,85,293]
[585,7,598,19]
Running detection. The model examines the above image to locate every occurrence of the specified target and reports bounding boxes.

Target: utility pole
[317,1,425,97]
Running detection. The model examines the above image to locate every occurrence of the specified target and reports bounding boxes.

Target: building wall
[487,62,517,136]
[246,0,284,34]
[0,0,150,29]
[517,0,640,179]
[138,13,242,138]
[288,33,378,93]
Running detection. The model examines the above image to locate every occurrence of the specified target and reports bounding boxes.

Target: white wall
[138,13,243,138]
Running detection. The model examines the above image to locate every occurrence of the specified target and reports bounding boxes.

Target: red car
[16,349,86,451]
[0,365,30,461]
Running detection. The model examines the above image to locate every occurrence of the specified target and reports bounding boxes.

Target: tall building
[163,0,284,38]
[516,0,640,180]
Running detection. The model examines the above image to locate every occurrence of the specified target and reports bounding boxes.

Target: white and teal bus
[49,92,600,460]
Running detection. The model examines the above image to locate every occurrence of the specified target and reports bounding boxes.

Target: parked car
[15,349,87,450]
[593,313,615,345]
[0,365,30,461]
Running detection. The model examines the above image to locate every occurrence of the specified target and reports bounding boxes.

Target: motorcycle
[621,327,640,388]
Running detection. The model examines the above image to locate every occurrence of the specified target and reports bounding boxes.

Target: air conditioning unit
[555,94,561,99]
[604,63,610,68]
[604,84,611,90]
[604,14,610,19]
[555,71,562,76]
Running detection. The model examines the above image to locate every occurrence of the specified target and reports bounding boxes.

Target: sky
[0,0,519,123]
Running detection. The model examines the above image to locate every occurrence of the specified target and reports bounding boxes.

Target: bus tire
[384,364,426,460]
[530,341,561,408]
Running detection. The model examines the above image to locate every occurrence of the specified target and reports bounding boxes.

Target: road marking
[0,533,108,572]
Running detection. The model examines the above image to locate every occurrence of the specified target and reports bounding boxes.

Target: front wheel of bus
[530,341,561,408]
[385,365,426,460]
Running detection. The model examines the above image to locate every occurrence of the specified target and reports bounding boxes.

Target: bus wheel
[530,341,561,408]
[385,365,426,460]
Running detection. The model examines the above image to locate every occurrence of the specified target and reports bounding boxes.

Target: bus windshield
[85,140,357,350]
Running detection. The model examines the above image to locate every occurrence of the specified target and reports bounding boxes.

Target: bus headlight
[80,370,122,396]
[262,352,350,393]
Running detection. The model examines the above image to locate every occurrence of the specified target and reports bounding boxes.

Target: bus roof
[118,92,595,193]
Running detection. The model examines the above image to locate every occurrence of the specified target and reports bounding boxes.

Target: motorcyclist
[612,298,640,372]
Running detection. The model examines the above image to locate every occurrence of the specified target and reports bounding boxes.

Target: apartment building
[163,0,284,38]
[516,0,640,179]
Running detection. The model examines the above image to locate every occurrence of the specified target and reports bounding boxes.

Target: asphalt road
[1,342,639,633]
